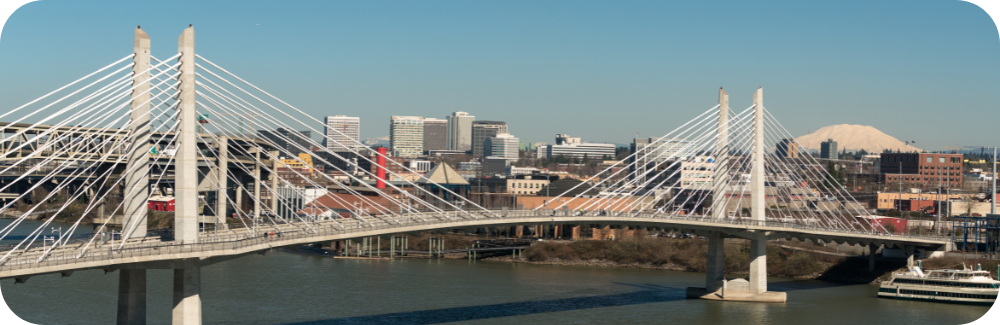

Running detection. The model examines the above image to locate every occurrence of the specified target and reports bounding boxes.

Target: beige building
[875,192,966,210]
[507,177,550,195]
[680,156,715,189]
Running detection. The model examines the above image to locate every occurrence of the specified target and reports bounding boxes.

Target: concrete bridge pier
[116,269,146,325]
[172,258,201,325]
[904,245,915,268]
[704,232,725,292]
[868,243,878,271]
[748,232,768,294]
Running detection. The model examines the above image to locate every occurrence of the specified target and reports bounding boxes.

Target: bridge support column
[705,232,725,292]
[269,150,279,214]
[172,258,201,325]
[905,245,915,268]
[749,232,767,294]
[253,149,261,223]
[868,243,877,272]
[116,269,146,325]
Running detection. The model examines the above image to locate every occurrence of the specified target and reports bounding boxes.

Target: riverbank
[473,237,1000,285]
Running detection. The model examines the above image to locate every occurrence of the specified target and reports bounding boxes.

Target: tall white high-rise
[486,133,519,161]
[324,115,362,152]
[390,116,424,157]
[446,111,475,152]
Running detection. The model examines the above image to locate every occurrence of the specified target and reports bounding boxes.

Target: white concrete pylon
[751,87,764,222]
[216,136,228,228]
[712,87,729,219]
[749,87,768,295]
[270,150,279,213]
[174,26,199,244]
[172,26,202,325]
[123,26,151,241]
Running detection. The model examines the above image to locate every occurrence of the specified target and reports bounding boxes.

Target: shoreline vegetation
[358,233,1000,285]
[498,237,1000,284]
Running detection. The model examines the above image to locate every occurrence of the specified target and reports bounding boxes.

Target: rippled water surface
[2,248,995,325]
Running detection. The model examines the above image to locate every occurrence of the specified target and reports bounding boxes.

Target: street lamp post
[43,236,54,252]
[992,146,997,215]
[51,226,62,245]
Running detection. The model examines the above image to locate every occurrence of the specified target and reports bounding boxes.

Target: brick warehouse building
[881,152,963,190]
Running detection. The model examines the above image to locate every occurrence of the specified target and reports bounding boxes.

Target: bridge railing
[0,209,950,274]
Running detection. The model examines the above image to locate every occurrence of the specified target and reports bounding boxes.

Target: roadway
[0,209,952,281]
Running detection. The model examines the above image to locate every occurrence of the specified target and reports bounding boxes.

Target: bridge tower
[749,87,768,294]
[704,88,729,293]
[123,27,151,241]
[117,26,151,325]
[687,88,786,303]
[173,25,203,325]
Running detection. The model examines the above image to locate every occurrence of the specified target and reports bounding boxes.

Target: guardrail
[0,209,952,274]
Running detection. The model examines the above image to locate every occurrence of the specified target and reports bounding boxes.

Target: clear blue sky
[0,0,997,149]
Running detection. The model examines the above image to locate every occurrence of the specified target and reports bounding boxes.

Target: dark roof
[536,178,600,197]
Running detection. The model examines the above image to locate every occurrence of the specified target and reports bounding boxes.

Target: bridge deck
[0,210,950,280]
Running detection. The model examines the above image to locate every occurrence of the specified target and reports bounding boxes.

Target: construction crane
[943,145,962,154]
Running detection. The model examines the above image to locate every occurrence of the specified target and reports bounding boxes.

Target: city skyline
[0,2,999,325]
[0,1,998,148]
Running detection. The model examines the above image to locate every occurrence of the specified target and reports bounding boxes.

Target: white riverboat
[878,264,999,306]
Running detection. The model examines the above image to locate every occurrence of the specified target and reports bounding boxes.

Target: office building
[486,133,519,160]
[257,128,312,156]
[446,112,475,152]
[543,134,614,160]
[324,116,363,153]
[484,157,509,176]
[678,156,716,189]
[556,134,581,145]
[881,153,964,189]
[390,116,424,157]
[547,143,616,160]
[422,118,447,153]
[536,145,549,159]
[821,139,839,160]
[775,139,801,159]
[472,120,507,157]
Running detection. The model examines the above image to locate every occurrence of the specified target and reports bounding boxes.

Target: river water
[0,219,995,324]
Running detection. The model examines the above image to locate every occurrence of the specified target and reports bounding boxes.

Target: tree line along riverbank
[479,236,1000,284]
[315,231,999,285]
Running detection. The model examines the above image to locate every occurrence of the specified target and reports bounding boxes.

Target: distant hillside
[794,124,922,153]
[361,136,390,147]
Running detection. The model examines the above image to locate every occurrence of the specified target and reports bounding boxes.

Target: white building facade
[679,156,716,189]
[547,143,616,160]
[324,115,363,152]
[486,133,519,160]
[390,116,424,157]
[446,111,475,152]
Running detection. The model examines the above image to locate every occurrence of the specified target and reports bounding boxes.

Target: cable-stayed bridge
[0,27,951,324]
